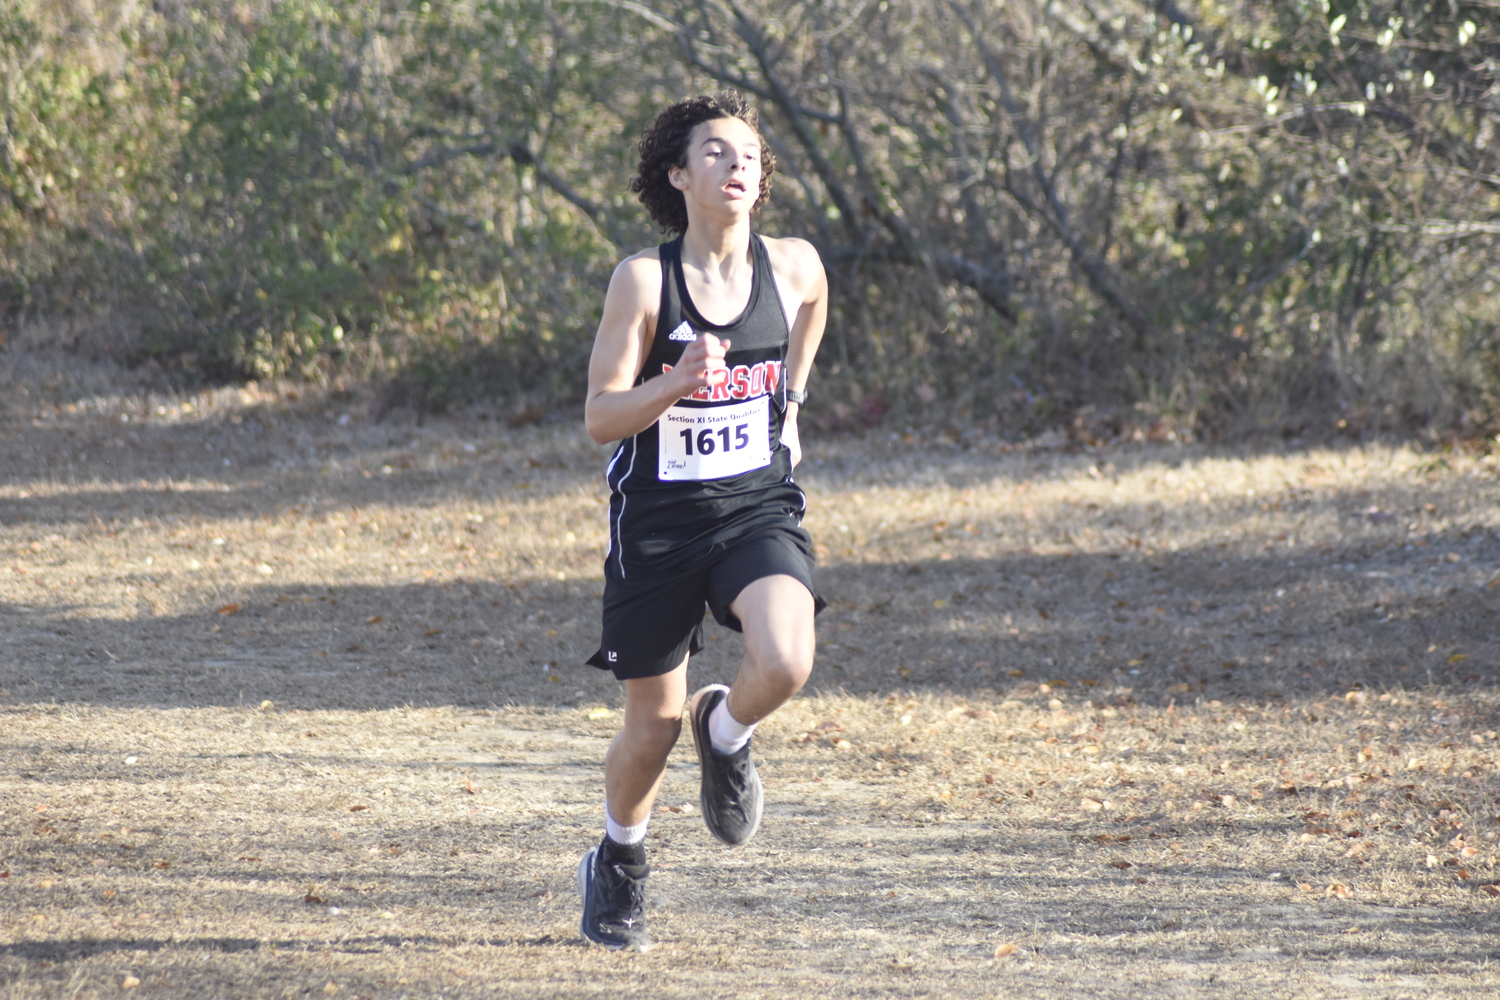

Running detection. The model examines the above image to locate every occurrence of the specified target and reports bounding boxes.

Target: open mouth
[725,180,748,194]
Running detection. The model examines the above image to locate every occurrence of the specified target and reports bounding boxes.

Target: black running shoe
[688,684,763,846]
[577,841,650,951]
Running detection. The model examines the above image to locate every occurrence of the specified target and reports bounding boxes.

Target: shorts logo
[667,322,696,343]
[606,650,618,663]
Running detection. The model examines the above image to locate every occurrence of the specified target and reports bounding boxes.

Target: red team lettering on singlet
[660,359,782,402]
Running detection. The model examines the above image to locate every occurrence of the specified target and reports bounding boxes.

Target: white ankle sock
[604,805,649,846]
[709,699,756,754]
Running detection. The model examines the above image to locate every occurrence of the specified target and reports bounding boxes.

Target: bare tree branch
[948,0,1146,336]
[712,0,867,244]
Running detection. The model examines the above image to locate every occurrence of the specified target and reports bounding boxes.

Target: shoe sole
[577,848,650,952]
[689,684,762,846]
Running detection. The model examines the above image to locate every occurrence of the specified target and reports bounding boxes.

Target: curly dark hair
[630,91,775,235]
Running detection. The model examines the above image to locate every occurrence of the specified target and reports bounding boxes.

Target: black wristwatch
[785,387,807,406]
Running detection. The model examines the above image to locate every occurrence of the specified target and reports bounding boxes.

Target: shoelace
[721,749,752,792]
[603,862,647,927]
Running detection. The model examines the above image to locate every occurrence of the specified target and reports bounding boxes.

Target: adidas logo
[667,322,697,343]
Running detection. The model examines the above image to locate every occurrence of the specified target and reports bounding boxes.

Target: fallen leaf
[1326,882,1353,899]
[464,779,477,795]
[1344,690,1366,707]
[1479,884,1500,897]
[216,603,240,616]
[586,707,613,720]
[993,942,1020,959]
[123,976,141,989]
[1081,796,1105,812]
[426,629,443,636]
[1110,860,1133,869]
[1448,653,1468,664]
[349,805,367,812]
[366,616,385,624]
[305,893,327,904]
[323,983,339,996]
[259,700,273,711]
[1298,882,1314,892]
[1006,669,1025,678]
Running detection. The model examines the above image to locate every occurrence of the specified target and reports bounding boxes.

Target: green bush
[2,0,1497,437]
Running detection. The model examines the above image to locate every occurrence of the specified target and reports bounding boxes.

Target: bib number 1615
[657,396,771,481]
[680,424,750,456]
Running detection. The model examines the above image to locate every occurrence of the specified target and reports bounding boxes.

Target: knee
[625,712,683,758]
[754,647,814,698]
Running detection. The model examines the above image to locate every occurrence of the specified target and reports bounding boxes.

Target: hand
[781,405,802,467]
[669,333,731,398]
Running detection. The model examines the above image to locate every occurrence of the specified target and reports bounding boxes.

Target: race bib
[657,396,771,481]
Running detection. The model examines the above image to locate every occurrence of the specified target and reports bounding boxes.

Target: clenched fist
[668,333,732,398]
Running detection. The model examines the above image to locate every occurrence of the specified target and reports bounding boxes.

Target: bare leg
[724,574,816,725]
[603,660,688,827]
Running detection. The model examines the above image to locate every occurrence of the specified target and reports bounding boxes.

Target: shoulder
[760,235,823,284]
[604,246,665,308]
[761,235,825,303]
[611,246,664,286]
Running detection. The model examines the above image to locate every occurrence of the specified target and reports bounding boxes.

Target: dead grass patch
[2,351,1499,997]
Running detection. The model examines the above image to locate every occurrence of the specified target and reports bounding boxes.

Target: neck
[678,211,753,275]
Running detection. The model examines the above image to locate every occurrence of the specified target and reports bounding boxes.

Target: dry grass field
[2,352,1499,999]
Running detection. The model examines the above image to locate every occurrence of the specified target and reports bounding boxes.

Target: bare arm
[769,238,828,466]
[584,254,731,444]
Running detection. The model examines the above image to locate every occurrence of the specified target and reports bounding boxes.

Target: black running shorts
[586,526,823,681]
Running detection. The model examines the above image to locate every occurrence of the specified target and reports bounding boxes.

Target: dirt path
[2,354,1499,998]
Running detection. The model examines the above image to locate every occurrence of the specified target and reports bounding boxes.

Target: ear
[667,162,689,193]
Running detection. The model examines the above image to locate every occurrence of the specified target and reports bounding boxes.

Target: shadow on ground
[2,532,1496,713]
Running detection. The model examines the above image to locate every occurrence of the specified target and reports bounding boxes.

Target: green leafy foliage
[1,0,1497,435]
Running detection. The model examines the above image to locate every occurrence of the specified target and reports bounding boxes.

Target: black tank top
[603,234,807,578]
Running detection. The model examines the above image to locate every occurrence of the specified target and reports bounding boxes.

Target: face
[667,116,763,218]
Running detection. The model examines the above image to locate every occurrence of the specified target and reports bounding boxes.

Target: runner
[577,91,827,951]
